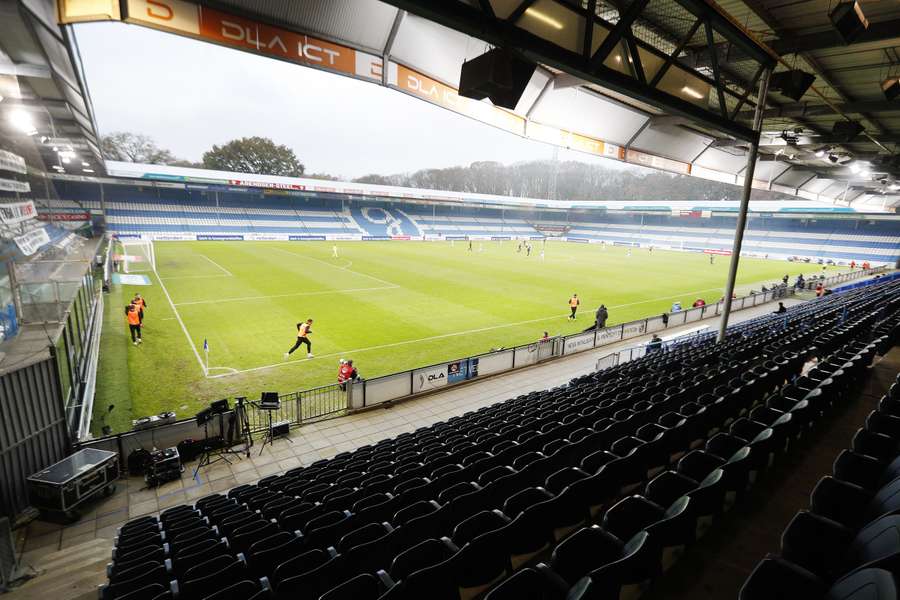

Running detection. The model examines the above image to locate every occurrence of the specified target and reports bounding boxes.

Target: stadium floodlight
[8,109,37,135]
[849,162,861,174]
[815,149,826,158]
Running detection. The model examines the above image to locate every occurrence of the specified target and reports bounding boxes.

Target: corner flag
[203,338,209,372]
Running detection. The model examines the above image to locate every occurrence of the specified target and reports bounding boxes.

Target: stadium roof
[14,0,900,208]
[0,1,103,173]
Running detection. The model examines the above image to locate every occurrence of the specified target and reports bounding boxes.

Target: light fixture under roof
[524,7,564,30]
[681,86,704,99]
[8,109,37,135]
[815,149,826,158]
[83,168,94,173]
[850,162,861,174]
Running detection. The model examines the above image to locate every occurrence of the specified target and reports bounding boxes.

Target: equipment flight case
[27,448,119,520]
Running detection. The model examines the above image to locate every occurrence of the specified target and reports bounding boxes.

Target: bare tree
[100,132,181,164]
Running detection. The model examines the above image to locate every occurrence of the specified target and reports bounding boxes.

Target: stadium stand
[97,277,900,600]
[40,181,900,264]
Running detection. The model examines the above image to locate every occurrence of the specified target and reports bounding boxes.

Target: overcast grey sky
[74,22,640,179]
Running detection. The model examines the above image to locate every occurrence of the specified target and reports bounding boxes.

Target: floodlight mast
[717,69,773,343]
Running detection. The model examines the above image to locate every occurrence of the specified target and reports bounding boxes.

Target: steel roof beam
[735,100,900,120]
[380,0,768,142]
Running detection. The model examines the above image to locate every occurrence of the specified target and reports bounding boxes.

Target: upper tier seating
[99,278,900,600]
[46,180,900,262]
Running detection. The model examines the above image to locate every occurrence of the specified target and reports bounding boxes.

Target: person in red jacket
[338,359,358,390]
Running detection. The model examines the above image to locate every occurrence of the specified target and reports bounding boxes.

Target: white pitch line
[160,274,232,280]
[174,285,399,306]
[199,254,234,277]
[204,282,767,379]
[155,272,208,376]
[272,247,398,287]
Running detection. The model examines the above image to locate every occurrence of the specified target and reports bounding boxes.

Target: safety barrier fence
[74,266,885,468]
[244,383,348,434]
[801,265,888,291]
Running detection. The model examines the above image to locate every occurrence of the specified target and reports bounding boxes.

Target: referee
[284,318,314,359]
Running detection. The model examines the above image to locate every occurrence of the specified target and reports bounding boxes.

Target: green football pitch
[92,240,842,434]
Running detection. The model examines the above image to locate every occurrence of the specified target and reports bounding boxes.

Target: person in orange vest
[132,293,147,325]
[850,260,856,269]
[815,283,825,298]
[863,261,871,270]
[568,294,580,320]
[125,303,142,345]
[285,318,314,359]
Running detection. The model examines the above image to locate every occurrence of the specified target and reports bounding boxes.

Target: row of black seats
[741,361,900,600]
[486,327,889,600]
[103,281,900,600]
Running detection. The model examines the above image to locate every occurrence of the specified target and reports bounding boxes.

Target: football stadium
[2,1,900,599]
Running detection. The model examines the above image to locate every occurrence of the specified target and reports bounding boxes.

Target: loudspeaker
[832,120,865,142]
[829,1,868,44]
[883,78,900,102]
[260,391,279,409]
[459,48,536,110]
[195,407,213,426]
[270,420,290,438]
[210,398,229,414]
[769,70,815,101]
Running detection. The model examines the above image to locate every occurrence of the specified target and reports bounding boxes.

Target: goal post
[120,239,156,274]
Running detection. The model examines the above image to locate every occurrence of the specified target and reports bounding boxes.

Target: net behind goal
[120,239,156,274]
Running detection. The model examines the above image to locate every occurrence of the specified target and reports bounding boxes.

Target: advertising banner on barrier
[513,343,540,368]
[289,235,326,241]
[0,200,37,224]
[148,233,196,241]
[196,234,244,241]
[244,233,284,241]
[0,150,27,174]
[413,364,449,393]
[391,235,411,241]
[566,238,589,243]
[473,351,513,377]
[703,248,732,255]
[14,226,51,256]
[445,236,468,241]
[447,360,468,384]
[564,332,595,354]
[362,236,391,241]
[491,236,512,241]
[597,325,623,345]
[36,211,89,221]
[622,320,648,339]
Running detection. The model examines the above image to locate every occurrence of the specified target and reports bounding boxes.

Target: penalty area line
[199,254,234,277]
[272,247,398,288]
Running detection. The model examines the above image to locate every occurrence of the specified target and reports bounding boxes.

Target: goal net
[119,239,156,274]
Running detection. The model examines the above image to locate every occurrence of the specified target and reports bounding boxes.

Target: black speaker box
[883,78,900,102]
[459,48,535,110]
[210,398,230,413]
[769,70,815,101]
[829,1,868,44]
[832,120,865,142]
[271,420,290,438]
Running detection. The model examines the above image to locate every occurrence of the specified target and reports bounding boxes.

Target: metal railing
[244,383,347,433]
[800,266,887,291]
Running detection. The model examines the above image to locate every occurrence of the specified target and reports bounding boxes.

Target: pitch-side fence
[75,266,886,466]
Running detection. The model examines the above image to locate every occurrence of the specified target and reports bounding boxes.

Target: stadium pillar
[717,69,772,343]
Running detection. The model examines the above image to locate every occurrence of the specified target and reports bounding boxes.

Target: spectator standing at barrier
[595,304,608,329]
[285,318,314,359]
[647,334,663,353]
[850,260,856,269]
[815,283,825,297]
[126,303,142,346]
[338,359,358,390]
[540,331,550,342]
[661,313,669,327]
[774,302,787,314]
[782,274,789,285]
[568,294,580,320]
[132,293,146,325]
[692,298,706,308]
